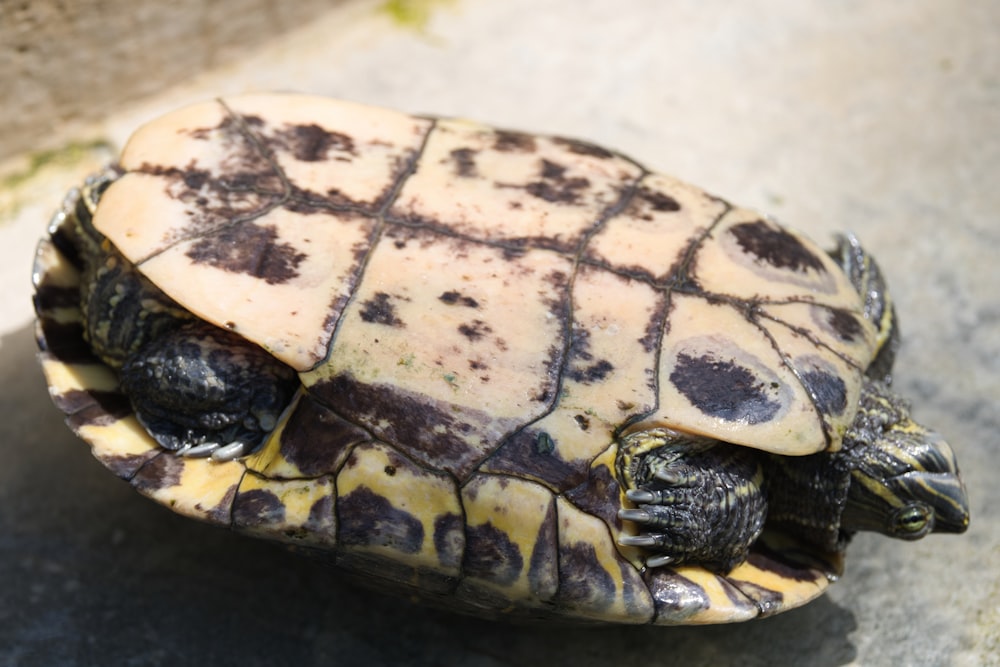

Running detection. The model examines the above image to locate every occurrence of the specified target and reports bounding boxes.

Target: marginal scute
[132,454,245,525]
[460,473,558,604]
[725,530,839,616]
[234,473,337,547]
[647,566,759,624]
[761,302,876,370]
[126,205,378,371]
[648,293,830,454]
[554,498,655,623]
[335,442,464,576]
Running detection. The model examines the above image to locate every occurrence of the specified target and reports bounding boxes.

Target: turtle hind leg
[120,321,299,460]
[616,429,766,573]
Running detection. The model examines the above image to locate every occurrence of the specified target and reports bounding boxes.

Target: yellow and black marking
[35,94,928,624]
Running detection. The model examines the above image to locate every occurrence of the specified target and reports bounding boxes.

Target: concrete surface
[0,0,339,161]
[1,1,997,665]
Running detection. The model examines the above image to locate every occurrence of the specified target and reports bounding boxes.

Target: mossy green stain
[379,0,455,31]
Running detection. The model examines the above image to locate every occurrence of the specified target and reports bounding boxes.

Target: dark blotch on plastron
[439,290,479,308]
[564,463,621,529]
[233,488,286,527]
[58,388,132,427]
[433,513,465,570]
[279,397,370,476]
[448,147,479,177]
[52,389,132,427]
[130,453,185,492]
[493,130,537,153]
[567,359,614,384]
[527,500,559,599]
[729,220,826,274]
[483,429,587,491]
[552,136,615,160]
[312,374,498,478]
[670,352,781,423]
[636,185,681,214]
[464,522,524,586]
[182,169,210,190]
[101,452,159,481]
[524,159,590,205]
[557,542,616,611]
[573,414,590,431]
[274,123,356,162]
[727,579,784,616]
[338,486,424,553]
[358,292,404,327]
[565,328,615,384]
[304,493,335,534]
[801,368,848,416]
[746,537,827,583]
[186,222,306,285]
[204,485,238,524]
[825,307,864,342]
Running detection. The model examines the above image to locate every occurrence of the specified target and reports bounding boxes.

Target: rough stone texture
[0,0,340,160]
[1,0,998,665]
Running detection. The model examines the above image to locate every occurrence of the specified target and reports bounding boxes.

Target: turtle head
[839,380,970,540]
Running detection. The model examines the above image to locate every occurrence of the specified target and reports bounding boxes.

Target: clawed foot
[176,440,251,461]
[615,430,767,572]
[121,321,298,462]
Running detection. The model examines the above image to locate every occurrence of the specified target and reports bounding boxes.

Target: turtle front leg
[616,429,766,572]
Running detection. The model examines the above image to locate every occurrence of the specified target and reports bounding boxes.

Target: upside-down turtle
[33,93,969,624]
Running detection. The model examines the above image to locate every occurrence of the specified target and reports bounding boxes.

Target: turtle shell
[33,93,870,624]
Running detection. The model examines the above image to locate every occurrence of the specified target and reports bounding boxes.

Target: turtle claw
[645,554,676,568]
[654,469,684,485]
[618,534,659,548]
[625,489,656,504]
[173,440,248,461]
[618,508,653,524]
[212,441,249,461]
[182,442,221,458]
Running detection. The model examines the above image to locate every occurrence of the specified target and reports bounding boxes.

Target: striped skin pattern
[33,94,861,624]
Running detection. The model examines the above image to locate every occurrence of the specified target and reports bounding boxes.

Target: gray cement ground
[1,1,997,665]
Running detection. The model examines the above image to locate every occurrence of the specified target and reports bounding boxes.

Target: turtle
[33,93,969,625]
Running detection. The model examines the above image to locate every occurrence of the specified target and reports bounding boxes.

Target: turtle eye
[890,504,933,540]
